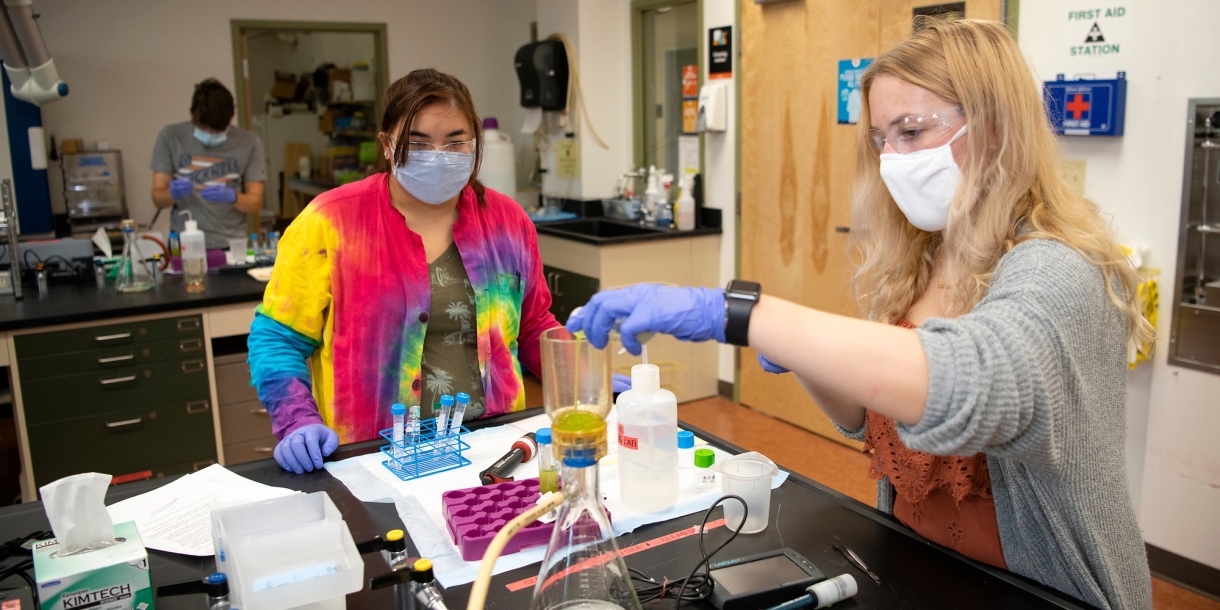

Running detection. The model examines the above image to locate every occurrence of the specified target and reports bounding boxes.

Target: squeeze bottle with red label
[616,363,678,513]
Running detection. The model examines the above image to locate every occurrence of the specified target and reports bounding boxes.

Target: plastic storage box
[211,492,364,610]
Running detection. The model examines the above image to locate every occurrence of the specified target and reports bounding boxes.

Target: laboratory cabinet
[1171,98,1220,373]
[543,265,600,324]
[536,232,720,401]
[214,351,276,465]
[11,314,217,489]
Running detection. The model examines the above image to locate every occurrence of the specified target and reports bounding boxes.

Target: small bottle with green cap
[694,448,717,489]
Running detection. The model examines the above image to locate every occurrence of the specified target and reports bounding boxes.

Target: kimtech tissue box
[32,521,153,610]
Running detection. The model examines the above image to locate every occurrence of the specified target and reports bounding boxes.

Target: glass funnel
[541,327,613,455]
[530,461,642,610]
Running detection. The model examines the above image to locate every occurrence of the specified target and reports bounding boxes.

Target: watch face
[727,280,761,301]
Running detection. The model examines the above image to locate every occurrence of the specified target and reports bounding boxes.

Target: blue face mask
[193,127,228,147]
[393,151,475,205]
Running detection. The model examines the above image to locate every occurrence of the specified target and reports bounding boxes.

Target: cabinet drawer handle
[254,447,274,454]
[177,318,201,331]
[95,332,131,343]
[552,273,563,297]
[186,400,210,414]
[181,360,205,373]
[105,417,142,429]
[97,354,135,364]
[179,338,203,352]
[100,375,137,386]
[250,408,268,415]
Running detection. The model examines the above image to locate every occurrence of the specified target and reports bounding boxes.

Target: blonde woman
[567,18,1153,610]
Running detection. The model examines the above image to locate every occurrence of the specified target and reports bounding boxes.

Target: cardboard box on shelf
[271,72,298,101]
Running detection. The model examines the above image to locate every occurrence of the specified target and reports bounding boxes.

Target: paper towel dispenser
[514,40,569,111]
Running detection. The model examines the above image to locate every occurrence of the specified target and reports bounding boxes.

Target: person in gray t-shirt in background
[150,78,266,249]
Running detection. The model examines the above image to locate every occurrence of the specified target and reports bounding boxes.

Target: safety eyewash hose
[466,491,567,610]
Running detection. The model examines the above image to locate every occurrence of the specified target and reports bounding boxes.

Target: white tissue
[91,227,112,259]
[40,473,117,555]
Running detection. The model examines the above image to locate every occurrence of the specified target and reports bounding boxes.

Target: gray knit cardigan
[837,239,1151,609]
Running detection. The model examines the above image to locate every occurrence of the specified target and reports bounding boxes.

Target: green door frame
[229,20,391,131]
[630,0,704,174]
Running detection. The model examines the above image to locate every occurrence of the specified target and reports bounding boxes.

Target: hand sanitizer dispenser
[696,83,728,133]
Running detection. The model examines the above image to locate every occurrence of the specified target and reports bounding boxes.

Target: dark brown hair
[190,78,235,132]
[380,68,485,204]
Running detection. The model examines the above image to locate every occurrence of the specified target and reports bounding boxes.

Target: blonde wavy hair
[847,18,1154,348]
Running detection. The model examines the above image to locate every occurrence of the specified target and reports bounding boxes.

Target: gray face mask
[392,150,474,205]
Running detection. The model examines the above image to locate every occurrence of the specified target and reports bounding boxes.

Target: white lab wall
[702,0,737,385]
[31,0,534,233]
[1019,0,1220,569]
[534,0,633,202]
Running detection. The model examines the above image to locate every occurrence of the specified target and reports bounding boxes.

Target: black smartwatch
[723,280,761,347]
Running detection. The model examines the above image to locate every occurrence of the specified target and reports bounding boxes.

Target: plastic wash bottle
[180,217,207,293]
[616,363,678,513]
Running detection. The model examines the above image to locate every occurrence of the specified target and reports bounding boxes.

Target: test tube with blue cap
[408,405,421,446]
[448,392,470,437]
[435,394,454,439]
[391,403,406,460]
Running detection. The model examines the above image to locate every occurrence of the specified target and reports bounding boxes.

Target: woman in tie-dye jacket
[248,69,561,473]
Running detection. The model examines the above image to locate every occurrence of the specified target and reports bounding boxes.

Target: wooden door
[739,0,1001,448]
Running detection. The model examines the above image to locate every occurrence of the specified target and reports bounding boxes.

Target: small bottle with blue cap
[391,403,406,460]
[537,427,559,493]
[678,430,695,470]
[205,572,230,610]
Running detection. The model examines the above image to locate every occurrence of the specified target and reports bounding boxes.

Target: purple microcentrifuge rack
[440,479,614,562]
[441,479,552,562]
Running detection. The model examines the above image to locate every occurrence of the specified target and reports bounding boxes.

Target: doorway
[633,1,701,174]
[230,20,389,223]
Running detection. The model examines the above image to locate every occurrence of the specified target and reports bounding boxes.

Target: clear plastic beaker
[714,452,779,534]
[541,327,612,454]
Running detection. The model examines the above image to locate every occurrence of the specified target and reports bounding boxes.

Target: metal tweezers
[833,535,882,585]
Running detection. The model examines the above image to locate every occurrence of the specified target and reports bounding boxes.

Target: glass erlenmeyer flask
[116,219,154,293]
[530,459,641,610]
[533,328,642,610]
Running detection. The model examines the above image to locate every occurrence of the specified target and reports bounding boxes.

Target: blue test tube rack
[379,418,472,481]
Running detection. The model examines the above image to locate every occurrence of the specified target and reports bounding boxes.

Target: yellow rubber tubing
[466,491,567,610]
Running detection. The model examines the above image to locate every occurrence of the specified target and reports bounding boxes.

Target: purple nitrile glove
[200,184,237,204]
[566,284,726,356]
[612,373,632,394]
[169,178,193,199]
[274,423,339,474]
[757,353,790,374]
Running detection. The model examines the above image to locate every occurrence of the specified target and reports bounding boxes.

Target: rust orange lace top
[862,319,1007,569]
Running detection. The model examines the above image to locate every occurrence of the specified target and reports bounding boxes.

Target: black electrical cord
[627,494,748,606]
[22,249,40,270]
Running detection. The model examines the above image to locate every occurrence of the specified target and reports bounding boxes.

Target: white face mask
[878,126,967,232]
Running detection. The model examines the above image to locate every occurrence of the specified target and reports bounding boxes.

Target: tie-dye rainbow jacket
[247,175,559,443]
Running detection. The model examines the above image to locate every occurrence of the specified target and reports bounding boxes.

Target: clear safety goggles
[867,107,964,155]
[384,137,477,163]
